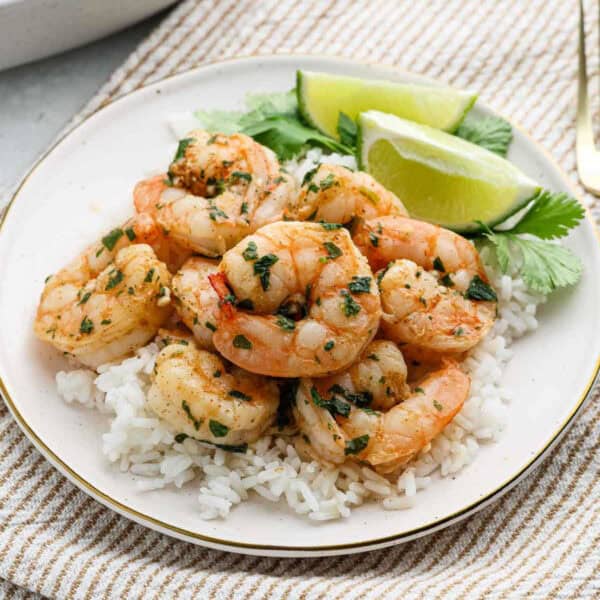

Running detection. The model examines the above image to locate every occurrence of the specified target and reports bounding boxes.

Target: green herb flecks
[233,334,252,349]
[340,290,361,317]
[276,315,296,331]
[253,253,279,290]
[209,419,229,438]
[79,317,94,335]
[310,386,351,418]
[105,269,124,291]
[348,276,371,294]
[465,275,498,301]
[322,241,342,261]
[242,241,258,261]
[144,268,155,283]
[344,434,369,455]
[101,228,123,251]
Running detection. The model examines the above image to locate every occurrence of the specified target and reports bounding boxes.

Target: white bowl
[0,0,177,70]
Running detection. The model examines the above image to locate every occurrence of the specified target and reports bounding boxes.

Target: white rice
[55,150,546,521]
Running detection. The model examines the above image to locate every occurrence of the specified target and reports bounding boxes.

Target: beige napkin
[1,1,599,597]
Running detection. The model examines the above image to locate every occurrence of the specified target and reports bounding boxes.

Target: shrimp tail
[209,272,236,319]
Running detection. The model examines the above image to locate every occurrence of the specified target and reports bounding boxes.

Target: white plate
[0,55,599,557]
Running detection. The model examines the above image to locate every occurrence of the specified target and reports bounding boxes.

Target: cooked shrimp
[134,131,296,256]
[293,360,469,472]
[147,337,279,446]
[284,164,407,224]
[34,241,172,368]
[209,221,382,378]
[171,256,220,350]
[353,216,496,353]
[317,340,410,412]
[378,259,496,353]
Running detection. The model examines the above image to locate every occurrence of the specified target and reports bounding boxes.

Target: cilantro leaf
[194,109,244,134]
[337,112,357,149]
[455,115,513,156]
[484,232,582,294]
[510,236,583,294]
[242,115,351,161]
[509,190,585,239]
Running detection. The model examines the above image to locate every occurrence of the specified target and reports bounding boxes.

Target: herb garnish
[233,334,252,349]
[324,340,334,351]
[242,241,258,261]
[348,276,371,294]
[344,434,369,455]
[124,227,136,241]
[340,290,361,317]
[105,269,124,291]
[276,315,296,331]
[465,275,498,301]
[253,253,279,290]
[337,112,358,149]
[79,317,94,335]
[323,242,342,260]
[144,268,155,283]
[310,386,351,418]
[101,228,123,251]
[209,420,229,437]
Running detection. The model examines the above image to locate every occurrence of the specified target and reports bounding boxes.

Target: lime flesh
[297,70,477,139]
[359,110,539,232]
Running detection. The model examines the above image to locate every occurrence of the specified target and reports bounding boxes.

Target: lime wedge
[358,110,539,232]
[297,70,476,139]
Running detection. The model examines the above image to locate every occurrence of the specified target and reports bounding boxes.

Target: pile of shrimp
[35,129,498,478]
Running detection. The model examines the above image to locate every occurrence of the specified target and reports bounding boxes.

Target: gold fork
[576,0,600,195]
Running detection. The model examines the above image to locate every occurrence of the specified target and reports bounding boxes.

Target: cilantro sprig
[477,190,584,295]
[195,90,352,161]
[455,115,513,157]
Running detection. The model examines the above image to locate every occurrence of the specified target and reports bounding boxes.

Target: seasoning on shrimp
[284,163,407,224]
[147,335,279,446]
[34,234,172,368]
[353,216,496,354]
[134,130,297,257]
[171,256,220,351]
[294,359,470,472]
[208,221,382,378]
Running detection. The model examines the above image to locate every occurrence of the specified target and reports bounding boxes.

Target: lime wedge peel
[358,110,540,233]
[297,70,477,140]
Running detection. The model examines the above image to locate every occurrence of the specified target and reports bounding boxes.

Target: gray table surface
[0,13,164,205]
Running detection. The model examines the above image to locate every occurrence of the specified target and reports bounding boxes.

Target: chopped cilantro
[105,269,124,291]
[276,315,296,331]
[79,317,93,335]
[144,268,155,283]
[209,419,229,437]
[465,275,498,301]
[340,290,361,317]
[324,340,334,351]
[345,434,369,455]
[124,227,136,241]
[348,276,371,294]
[310,386,351,418]
[233,334,252,349]
[323,242,342,260]
[101,228,123,251]
[253,253,279,290]
[242,240,258,261]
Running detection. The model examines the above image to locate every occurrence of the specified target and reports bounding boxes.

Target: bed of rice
[55,149,546,521]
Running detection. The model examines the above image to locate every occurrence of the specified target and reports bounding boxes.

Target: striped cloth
[1,1,599,597]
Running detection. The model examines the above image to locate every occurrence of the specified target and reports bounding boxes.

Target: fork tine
[576,0,600,195]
